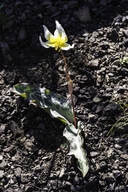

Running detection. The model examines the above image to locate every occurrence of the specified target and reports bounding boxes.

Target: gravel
[0,0,128,191]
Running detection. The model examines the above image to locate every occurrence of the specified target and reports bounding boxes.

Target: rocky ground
[0,0,128,191]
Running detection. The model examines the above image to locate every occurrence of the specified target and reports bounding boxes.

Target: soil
[0,0,128,191]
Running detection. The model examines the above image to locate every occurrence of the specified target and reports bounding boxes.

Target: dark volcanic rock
[104,103,119,116]
[0,0,128,192]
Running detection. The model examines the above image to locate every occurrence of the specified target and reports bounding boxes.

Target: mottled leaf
[63,122,89,177]
[13,83,74,124]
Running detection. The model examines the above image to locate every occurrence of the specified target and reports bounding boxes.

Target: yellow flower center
[50,36,65,51]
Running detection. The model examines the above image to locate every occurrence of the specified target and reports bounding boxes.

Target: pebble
[90,151,99,157]
[110,30,119,42]
[41,0,52,6]
[100,161,107,169]
[115,144,122,149]
[21,173,31,183]
[0,124,6,133]
[100,0,107,6]
[0,155,3,162]
[113,170,122,179]
[104,103,119,116]
[68,1,78,7]
[93,97,101,103]
[18,26,27,43]
[120,154,128,160]
[0,75,4,84]
[77,7,91,22]
[107,148,113,158]
[87,59,99,69]
[0,159,7,169]
[0,42,12,65]
[14,167,22,178]
[126,172,128,180]
[0,170,4,179]
[24,139,38,152]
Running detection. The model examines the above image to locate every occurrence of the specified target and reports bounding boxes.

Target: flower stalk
[60,50,76,127]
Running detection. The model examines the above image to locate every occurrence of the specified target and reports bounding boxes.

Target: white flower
[39,20,74,51]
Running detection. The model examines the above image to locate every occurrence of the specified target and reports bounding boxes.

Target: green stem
[60,50,77,128]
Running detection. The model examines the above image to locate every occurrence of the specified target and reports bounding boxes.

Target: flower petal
[55,20,68,42]
[39,36,50,48]
[43,25,54,41]
[61,43,74,50]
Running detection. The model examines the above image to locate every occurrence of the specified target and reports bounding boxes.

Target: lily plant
[39,20,76,127]
[13,20,89,177]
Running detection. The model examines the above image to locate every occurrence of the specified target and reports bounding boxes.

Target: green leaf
[63,122,89,177]
[13,83,74,124]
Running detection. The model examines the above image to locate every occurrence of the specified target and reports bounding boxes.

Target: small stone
[88,113,97,122]
[18,26,27,43]
[0,155,3,162]
[0,75,4,84]
[25,185,33,192]
[24,139,38,152]
[110,30,119,42]
[104,103,119,116]
[100,0,107,6]
[21,12,27,21]
[0,159,6,169]
[0,170,4,179]
[8,120,22,137]
[0,124,6,133]
[123,29,128,37]
[0,42,12,65]
[117,86,125,94]
[59,168,65,178]
[113,170,121,179]
[68,1,78,7]
[95,105,103,114]
[107,149,113,158]
[41,0,52,6]
[9,178,14,184]
[14,167,22,178]
[73,176,79,185]
[100,161,107,169]
[125,172,128,180]
[77,7,91,22]
[102,93,112,99]
[15,1,23,6]
[51,11,61,17]
[5,72,19,84]
[124,39,128,47]
[45,6,58,15]
[93,97,101,103]
[115,144,122,149]
[90,151,99,157]
[120,154,128,160]
[5,8,14,15]
[21,173,31,183]
[87,59,99,69]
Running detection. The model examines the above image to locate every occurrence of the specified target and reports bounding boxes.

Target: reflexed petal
[46,42,56,48]
[55,20,68,42]
[61,43,74,50]
[54,29,60,39]
[39,36,50,48]
[43,25,54,41]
